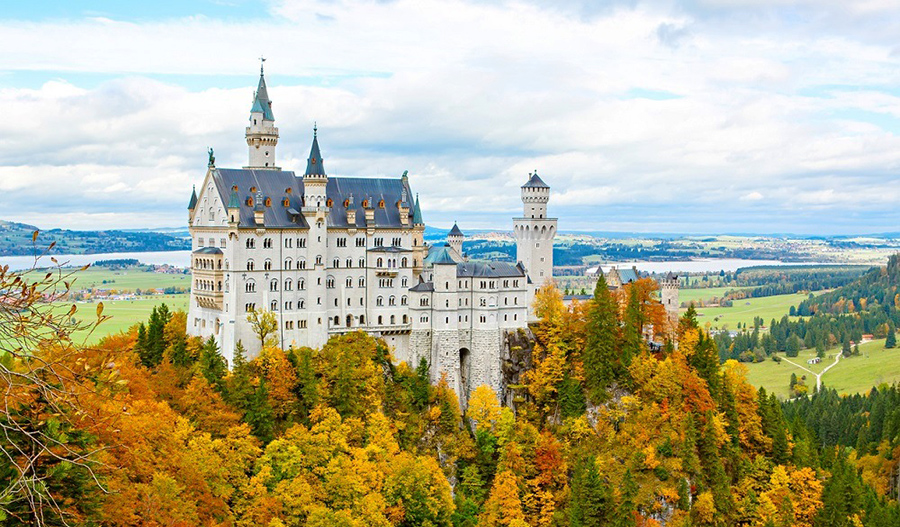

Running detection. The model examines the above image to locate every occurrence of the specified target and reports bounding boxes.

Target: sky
[2,0,900,235]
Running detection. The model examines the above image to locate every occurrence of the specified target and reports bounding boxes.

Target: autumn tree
[247,308,278,349]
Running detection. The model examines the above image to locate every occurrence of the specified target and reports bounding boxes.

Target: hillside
[0,220,190,256]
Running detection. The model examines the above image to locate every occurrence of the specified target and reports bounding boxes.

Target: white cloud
[1,0,900,233]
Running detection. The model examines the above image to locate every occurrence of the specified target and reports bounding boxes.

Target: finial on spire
[314,121,317,137]
[259,56,266,75]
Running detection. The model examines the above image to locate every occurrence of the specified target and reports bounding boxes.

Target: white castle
[187,65,556,400]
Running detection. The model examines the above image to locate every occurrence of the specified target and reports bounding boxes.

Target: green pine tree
[569,456,613,527]
[245,377,275,443]
[198,336,227,392]
[583,274,622,402]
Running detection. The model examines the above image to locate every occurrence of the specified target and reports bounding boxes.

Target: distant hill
[0,220,191,256]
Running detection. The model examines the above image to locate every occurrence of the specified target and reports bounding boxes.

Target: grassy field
[67,266,190,292]
[66,296,189,344]
[743,340,900,399]
[679,286,750,305]
[694,292,809,330]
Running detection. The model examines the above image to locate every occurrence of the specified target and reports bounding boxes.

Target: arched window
[401,295,408,306]
[299,279,305,290]
[358,258,365,267]
[246,238,255,249]
[376,296,384,307]
[346,277,353,287]
[245,280,256,293]
[246,260,255,271]
[378,315,383,325]
[402,314,408,324]
[271,300,278,311]
[359,314,365,325]
[377,257,383,267]
[389,296,396,306]
[359,277,365,287]
[346,257,352,268]
[284,258,292,270]
[401,257,408,267]
[333,257,340,268]
[346,315,352,327]
[333,315,340,326]
[401,277,408,288]
[270,279,278,291]
[390,315,395,324]
[285,279,292,291]
[264,259,272,271]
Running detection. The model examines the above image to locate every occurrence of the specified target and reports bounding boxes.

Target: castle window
[333,257,340,268]
[285,301,292,311]
[283,197,290,207]
[334,298,338,307]
[480,315,486,323]
[401,277,408,288]
[346,315,352,328]
[246,260,255,271]
[420,297,429,306]
[209,209,215,221]
[401,257,408,267]
[480,298,486,307]
[220,238,226,248]
[391,315,396,324]
[374,237,383,247]
[346,277,353,287]
[245,280,256,293]
[346,258,352,268]
[299,259,306,270]
[286,320,293,330]
[343,199,350,208]
[265,197,272,207]
[316,255,322,266]
[359,258,365,267]
[246,197,253,207]
[300,319,307,328]
[298,238,307,248]
[326,198,333,207]
[271,300,277,311]
[245,303,255,312]
[356,238,365,247]
[299,279,305,290]
[326,278,335,288]
[300,300,305,309]
[403,314,408,324]
[264,260,272,271]
[198,238,204,247]
[377,257,383,267]
[359,277,365,287]
[360,315,365,324]
[376,296,384,307]
[362,199,369,208]
[285,279,292,291]
[270,279,278,292]
[378,199,385,209]
[264,238,273,249]
[401,295,407,306]
[378,315,383,325]
[389,296,396,306]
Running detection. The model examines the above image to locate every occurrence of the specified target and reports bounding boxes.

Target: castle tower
[429,246,463,397]
[447,223,464,261]
[245,60,279,169]
[661,272,680,329]
[513,171,556,319]
[411,194,427,278]
[301,125,330,347]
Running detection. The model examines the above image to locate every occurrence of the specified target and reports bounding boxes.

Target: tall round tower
[661,272,680,326]
[513,171,557,319]
[245,60,279,169]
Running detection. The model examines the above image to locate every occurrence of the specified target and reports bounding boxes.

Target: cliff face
[500,326,536,409]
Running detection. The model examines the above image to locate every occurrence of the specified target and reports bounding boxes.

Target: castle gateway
[187,65,555,401]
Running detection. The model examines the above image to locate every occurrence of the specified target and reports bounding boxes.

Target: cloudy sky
[2,0,900,235]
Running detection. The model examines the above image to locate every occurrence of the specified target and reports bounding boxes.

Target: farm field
[679,286,750,305]
[743,340,900,399]
[66,266,190,292]
[65,296,189,344]
[693,292,810,330]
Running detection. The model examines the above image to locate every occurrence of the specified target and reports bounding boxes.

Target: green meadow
[68,266,190,292]
[678,286,751,305]
[66,296,190,344]
[693,292,809,330]
[743,340,900,399]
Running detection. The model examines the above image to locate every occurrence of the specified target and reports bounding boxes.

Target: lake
[2,250,829,275]
[0,250,192,272]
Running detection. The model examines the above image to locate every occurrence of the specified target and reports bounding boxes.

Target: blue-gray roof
[305,131,326,176]
[409,280,434,292]
[193,247,223,255]
[210,168,416,230]
[456,261,525,278]
[188,186,198,210]
[250,68,275,121]
[425,245,457,265]
[522,171,549,189]
[448,223,464,237]
[412,194,424,225]
[616,267,639,284]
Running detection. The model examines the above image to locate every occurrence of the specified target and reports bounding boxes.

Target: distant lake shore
[0,250,845,275]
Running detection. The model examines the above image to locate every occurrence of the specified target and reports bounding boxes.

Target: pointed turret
[188,185,198,210]
[412,194,424,225]
[448,223,463,237]
[305,124,326,177]
[245,60,279,169]
[447,222,464,261]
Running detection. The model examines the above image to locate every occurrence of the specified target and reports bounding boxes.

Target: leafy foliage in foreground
[3,262,900,525]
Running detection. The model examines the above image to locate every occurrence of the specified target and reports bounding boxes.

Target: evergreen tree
[198,336,227,392]
[615,469,638,527]
[134,322,149,363]
[226,340,254,412]
[885,325,896,349]
[569,456,613,527]
[558,372,587,419]
[842,337,852,358]
[142,304,171,367]
[293,346,320,420]
[245,377,275,443]
[583,274,621,401]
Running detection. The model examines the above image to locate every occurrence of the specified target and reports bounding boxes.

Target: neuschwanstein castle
[187,65,556,401]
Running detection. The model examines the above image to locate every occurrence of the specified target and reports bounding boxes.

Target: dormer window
[232,185,239,192]
[362,199,369,208]
[326,198,333,208]
[378,199,385,209]
[283,197,290,207]
[265,197,272,207]
[250,186,256,193]
[246,197,253,207]
[343,199,350,208]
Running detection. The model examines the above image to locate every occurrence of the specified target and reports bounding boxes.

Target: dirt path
[782,353,841,392]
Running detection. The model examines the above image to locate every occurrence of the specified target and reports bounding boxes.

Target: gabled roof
[522,171,549,189]
[409,280,435,292]
[210,168,416,230]
[448,223,464,237]
[305,129,326,177]
[615,267,639,284]
[188,186,198,210]
[193,247,223,255]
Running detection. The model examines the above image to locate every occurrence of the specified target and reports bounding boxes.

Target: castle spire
[412,193,424,225]
[250,58,274,121]
[246,61,279,169]
[305,125,326,177]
